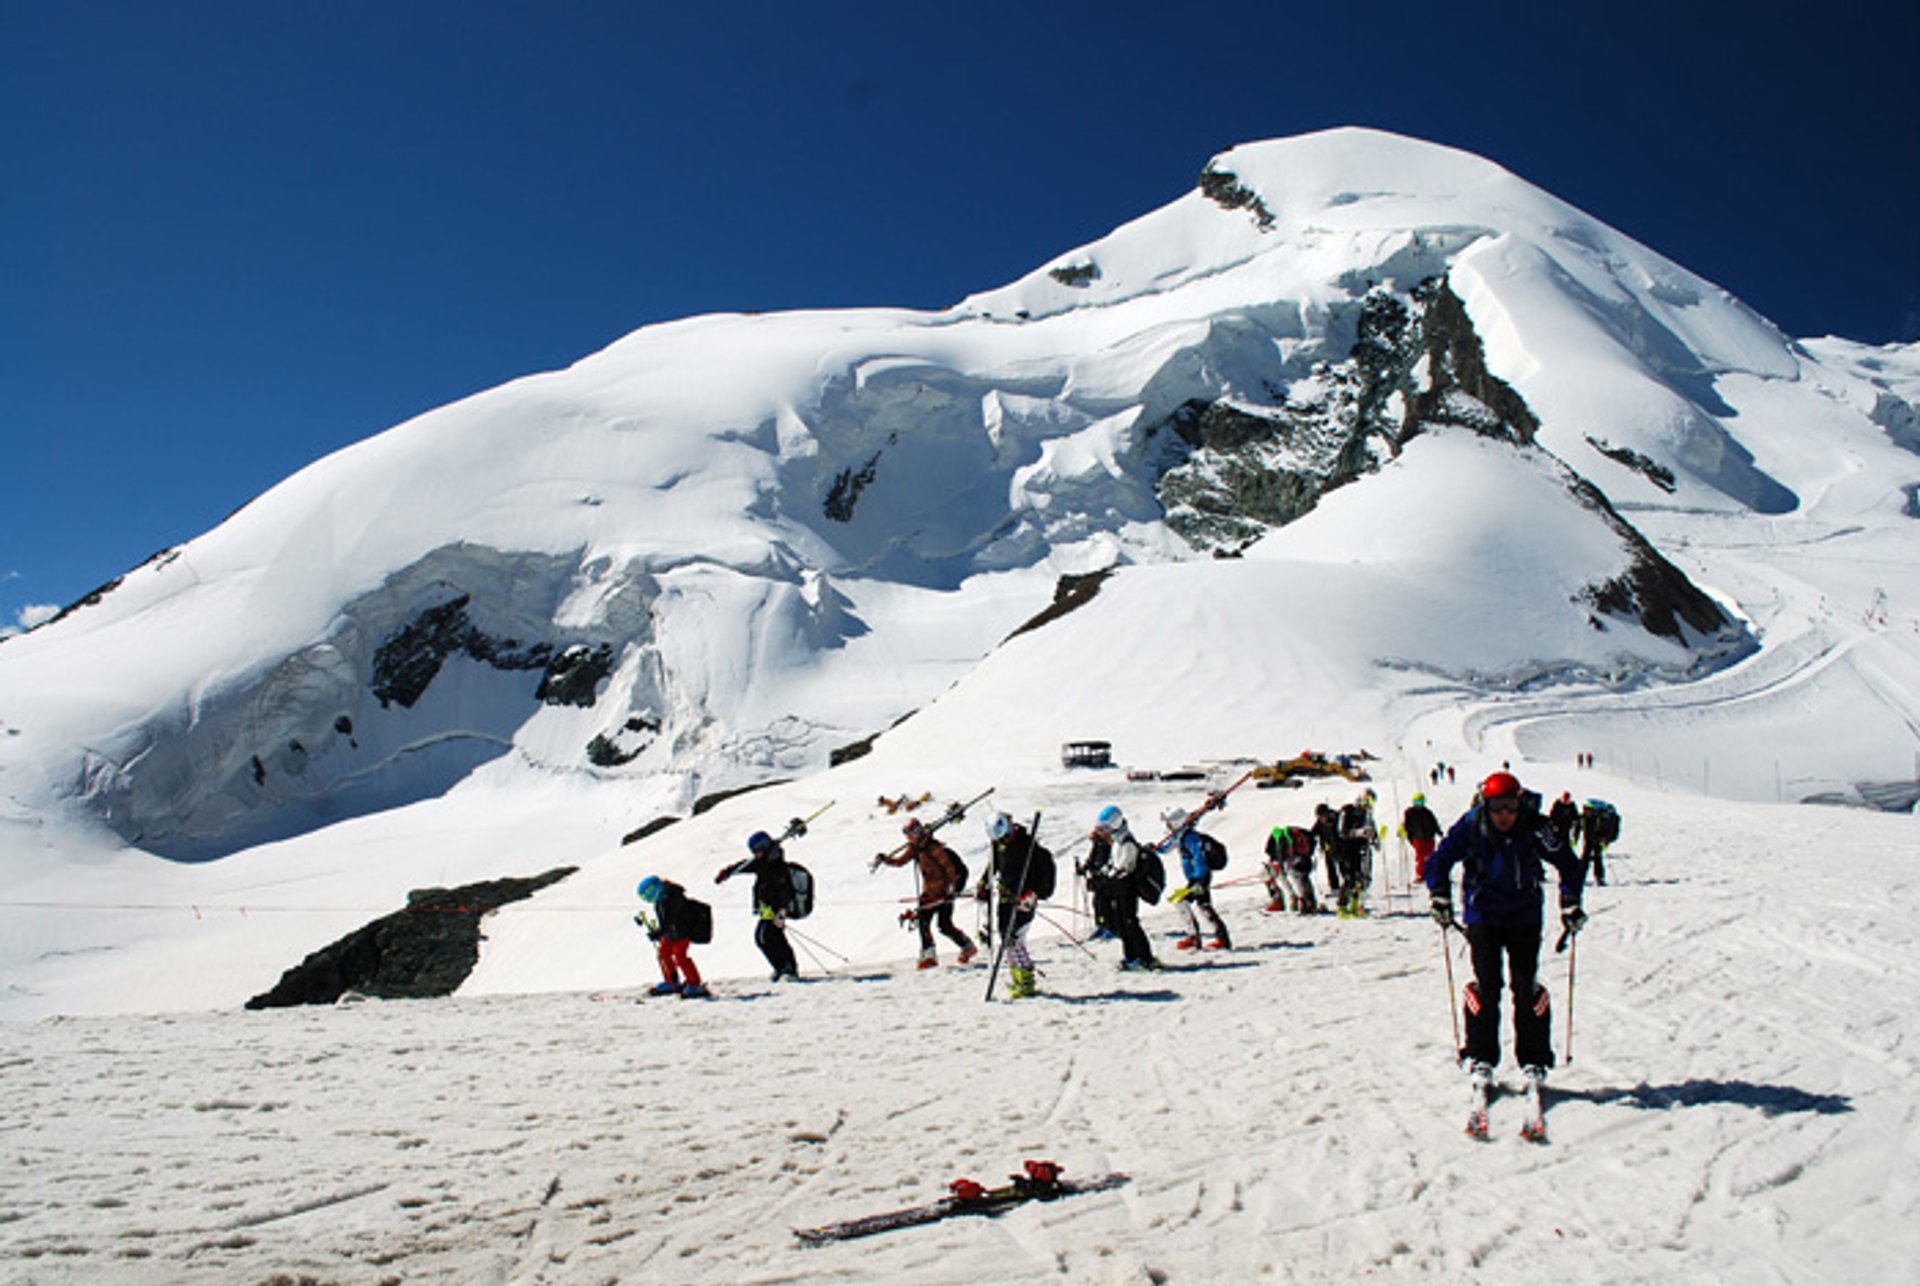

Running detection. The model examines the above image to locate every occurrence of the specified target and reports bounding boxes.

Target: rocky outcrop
[245,867,577,1008]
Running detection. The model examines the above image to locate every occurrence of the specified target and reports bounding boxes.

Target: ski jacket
[1548,797,1579,845]
[987,825,1054,899]
[654,881,699,942]
[879,835,965,902]
[1425,804,1584,930]
[1402,804,1441,843]
[1104,832,1142,881]
[720,845,796,917]
[1172,829,1210,885]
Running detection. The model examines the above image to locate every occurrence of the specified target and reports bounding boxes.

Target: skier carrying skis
[635,876,711,999]
[1401,793,1442,882]
[1090,805,1157,970]
[873,817,978,969]
[716,831,801,982]
[1164,807,1232,950]
[1426,771,1587,1097]
[978,812,1054,998]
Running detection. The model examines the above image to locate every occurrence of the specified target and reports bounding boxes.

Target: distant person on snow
[1089,805,1157,970]
[1426,771,1586,1089]
[635,876,711,999]
[1165,807,1232,950]
[873,817,978,969]
[1578,799,1620,887]
[978,812,1055,998]
[1400,793,1442,882]
[717,831,801,982]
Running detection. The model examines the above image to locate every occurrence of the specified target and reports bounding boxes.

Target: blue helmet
[636,876,664,903]
[747,830,774,854]
[1096,805,1127,835]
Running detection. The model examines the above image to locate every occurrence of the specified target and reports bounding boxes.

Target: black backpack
[1593,804,1621,845]
[1196,831,1229,871]
[944,847,969,896]
[685,897,714,945]
[784,863,815,921]
[1025,842,1056,900]
[1135,845,1167,905]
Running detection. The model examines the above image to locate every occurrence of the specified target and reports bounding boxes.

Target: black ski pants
[1094,878,1153,964]
[1462,921,1553,1069]
[915,899,972,953]
[756,918,799,979]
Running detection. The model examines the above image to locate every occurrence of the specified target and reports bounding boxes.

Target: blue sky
[4,0,1916,631]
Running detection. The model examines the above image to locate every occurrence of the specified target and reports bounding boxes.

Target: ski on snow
[1464,1074,1548,1143]
[795,1160,1128,1245]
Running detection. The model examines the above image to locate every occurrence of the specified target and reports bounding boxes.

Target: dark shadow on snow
[1553,1079,1853,1117]
[1048,989,1183,1005]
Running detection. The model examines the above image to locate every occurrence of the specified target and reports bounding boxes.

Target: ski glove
[1430,897,1456,929]
[1018,891,1038,911]
[1560,904,1587,936]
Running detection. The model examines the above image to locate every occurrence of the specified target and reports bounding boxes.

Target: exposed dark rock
[537,642,615,707]
[1587,436,1678,493]
[1198,163,1276,230]
[1049,262,1101,287]
[245,867,577,1008]
[1005,570,1112,641]
[1406,277,1539,444]
[692,779,789,816]
[622,816,681,845]
[1565,475,1732,643]
[830,732,878,766]
[824,451,881,522]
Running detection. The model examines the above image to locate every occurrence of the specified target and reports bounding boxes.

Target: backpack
[685,897,714,945]
[1025,842,1056,900]
[1196,831,1229,871]
[784,863,816,921]
[1134,845,1168,905]
[1592,803,1621,846]
[943,847,969,897]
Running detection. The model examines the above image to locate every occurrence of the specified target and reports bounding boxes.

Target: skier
[979,811,1054,998]
[1164,807,1231,950]
[1548,790,1579,851]
[873,817,978,969]
[716,830,802,982]
[1089,805,1157,970]
[634,876,711,999]
[1334,793,1375,917]
[1426,771,1587,1101]
[1262,823,1318,914]
[1401,793,1442,882]
[1312,802,1341,899]
[1579,799,1620,886]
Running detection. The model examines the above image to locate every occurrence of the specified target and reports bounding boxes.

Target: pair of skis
[1465,1070,1548,1143]
[795,1159,1128,1244]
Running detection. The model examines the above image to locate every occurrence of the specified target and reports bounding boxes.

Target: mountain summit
[2,127,1916,1015]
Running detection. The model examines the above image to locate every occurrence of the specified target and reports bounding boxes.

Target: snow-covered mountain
[1,127,1916,1021]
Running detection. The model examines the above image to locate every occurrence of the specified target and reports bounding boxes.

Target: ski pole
[1440,922,1461,1056]
[1034,909,1100,962]
[787,925,850,963]
[1564,929,1577,1067]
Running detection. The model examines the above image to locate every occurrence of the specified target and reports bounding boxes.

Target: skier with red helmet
[1425,770,1586,1097]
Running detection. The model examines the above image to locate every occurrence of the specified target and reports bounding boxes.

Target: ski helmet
[1096,804,1126,835]
[1480,771,1522,801]
[903,817,926,838]
[986,812,1012,842]
[636,876,664,903]
[1162,806,1189,830]
[747,830,774,854]
[1411,793,1426,806]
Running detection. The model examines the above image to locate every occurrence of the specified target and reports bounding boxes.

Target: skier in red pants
[636,876,711,999]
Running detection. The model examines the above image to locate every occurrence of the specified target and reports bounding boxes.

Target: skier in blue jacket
[1426,771,1586,1080]
[1164,807,1232,950]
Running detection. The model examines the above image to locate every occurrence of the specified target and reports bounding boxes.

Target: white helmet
[986,812,1013,841]
[1162,806,1189,830]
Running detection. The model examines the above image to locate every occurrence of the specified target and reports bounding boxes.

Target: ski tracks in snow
[3,795,1916,1283]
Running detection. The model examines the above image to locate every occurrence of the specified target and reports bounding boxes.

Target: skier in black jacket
[1426,771,1586,1084]
[717,831,801,981]
[979,812,1054,998]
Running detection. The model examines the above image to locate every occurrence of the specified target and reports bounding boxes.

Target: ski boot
[1465,1060,1494,1140]
[1519,1065,1549,1142]
[649,980,682,997]
[1173,935,1200,951]
[1006,966,1037,999]
[956,944,979,965]
[679,982,712,1000]
[1204,937,1230,951]
[917,950,939,971]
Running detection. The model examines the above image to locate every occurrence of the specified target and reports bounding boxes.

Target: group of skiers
[630,772,1624,1106]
